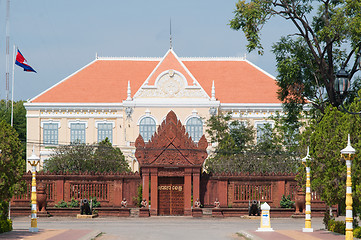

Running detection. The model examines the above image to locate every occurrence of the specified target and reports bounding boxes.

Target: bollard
[256,202,274,232]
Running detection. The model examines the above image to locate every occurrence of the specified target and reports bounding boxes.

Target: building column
[150,168,158,216]
[193,169,200,208]
[184,168,192,216]
[142,169,150,205]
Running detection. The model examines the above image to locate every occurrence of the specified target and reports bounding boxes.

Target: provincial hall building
[25,48,282,172]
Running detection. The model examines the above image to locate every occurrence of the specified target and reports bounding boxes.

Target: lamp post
[27,146,40,232]
[333,51,361,114]
[341,134,356,240]
[334,67,350,98]
[301,146,313,232]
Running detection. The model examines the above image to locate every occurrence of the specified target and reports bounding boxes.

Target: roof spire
[170,18,172,49]
[127,81,132,101]
[211,81,216,100]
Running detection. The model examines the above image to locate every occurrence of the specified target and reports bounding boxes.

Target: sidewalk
[0,229,101,240]
[240,229,351,240]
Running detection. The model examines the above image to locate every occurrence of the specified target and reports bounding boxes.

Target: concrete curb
[77,230,102,240]
[237,230,262,240]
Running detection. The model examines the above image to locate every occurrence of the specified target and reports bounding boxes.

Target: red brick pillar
[55,179,64,204]
[142,169,150,204]
[193,169,200,208]
[218,180,228,208]
[274,180,286,208]
[150,168,158,216]
[113,179,123,207]
[64,180,70,202]
[184,168,192,216]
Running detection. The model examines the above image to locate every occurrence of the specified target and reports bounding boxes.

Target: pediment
[133,49,211,100]
[149,144,192,166]
[134,70,209,99]
[135,111,208,167]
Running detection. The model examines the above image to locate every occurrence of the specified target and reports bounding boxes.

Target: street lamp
[333,51,361,114]
[27,146,40,233]
[301,146,313,232]
[341,134,356,240]
[334,67,350,98]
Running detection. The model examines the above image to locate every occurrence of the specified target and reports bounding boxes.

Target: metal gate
[158,177,184,216]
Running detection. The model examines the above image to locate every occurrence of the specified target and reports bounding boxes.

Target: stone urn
[295,189,305,214]
[36,182,47,212]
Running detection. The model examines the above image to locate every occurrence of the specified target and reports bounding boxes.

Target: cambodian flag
[15,49,36,73]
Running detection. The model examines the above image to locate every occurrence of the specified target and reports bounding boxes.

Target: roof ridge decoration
[180,56,247,61]
[95,56,247,61]
[135,110,208,167]
[96,56,163,61]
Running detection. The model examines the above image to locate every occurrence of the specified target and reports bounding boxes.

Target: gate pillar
[150,168,158,216]
[184,168,192,216]
[193,170,200,208]
[142,169,150,205]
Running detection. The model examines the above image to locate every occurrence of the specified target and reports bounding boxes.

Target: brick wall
[200,172,328,209]
[12,171,141,208]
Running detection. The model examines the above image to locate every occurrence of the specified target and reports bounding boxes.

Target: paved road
[11,216,327,240]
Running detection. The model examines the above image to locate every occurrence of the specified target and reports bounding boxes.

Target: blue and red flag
[15,49,36,73]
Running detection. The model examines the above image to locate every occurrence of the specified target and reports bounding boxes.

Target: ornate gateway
[135,111,208,216]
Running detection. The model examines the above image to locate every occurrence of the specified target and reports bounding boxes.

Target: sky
[0,0,296,101]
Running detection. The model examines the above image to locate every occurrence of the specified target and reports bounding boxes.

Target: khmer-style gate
[135,111,208,216]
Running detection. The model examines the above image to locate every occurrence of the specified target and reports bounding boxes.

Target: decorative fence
[11,171,141,208]
[200,172,329,211]
[69,182,109,201]
[234,183,272,202]
[12,171,332,216]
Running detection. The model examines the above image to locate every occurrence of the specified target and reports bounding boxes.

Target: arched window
[139,117,156,142]
[186,117,203,142]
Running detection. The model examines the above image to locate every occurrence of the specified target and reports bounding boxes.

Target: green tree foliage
[301,94,361,212]
[0,120,25,219]
[230,0,361,113]
[0,100,26,159]
[43,139,130,173]
[205,113,301,173]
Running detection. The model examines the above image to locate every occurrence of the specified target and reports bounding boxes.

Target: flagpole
[11,45,16,127]
[9,45,15,221]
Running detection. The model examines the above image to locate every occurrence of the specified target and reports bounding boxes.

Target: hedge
[0,219,12,233]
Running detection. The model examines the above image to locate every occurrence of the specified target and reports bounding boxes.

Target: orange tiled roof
[183,60,280,103]
[31,52,280,104]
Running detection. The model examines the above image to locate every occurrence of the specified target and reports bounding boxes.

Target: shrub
[354,227,361,238]
[54,200,68,208]
[328,219,345,235]
[280,195,294,208]
[323,211,334,229]
[68,198,79,208]
[55,198,100,208]
[0,201,9,220]
[0,219,12,233]
[89,197,101,208]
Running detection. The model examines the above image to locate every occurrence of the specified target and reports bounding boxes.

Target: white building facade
[25,49,282,171]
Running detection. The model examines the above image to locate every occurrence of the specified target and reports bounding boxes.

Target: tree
[94,139,130,173]
[205,113,254,173]
[0,100,27,160]
[43,139,130,173]
[230,0,361,114]
[301,95,361,212]
[0,120,25,218]
[205,113,301,173]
